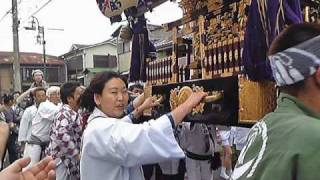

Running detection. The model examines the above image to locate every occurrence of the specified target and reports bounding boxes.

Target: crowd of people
[0,22,320,180]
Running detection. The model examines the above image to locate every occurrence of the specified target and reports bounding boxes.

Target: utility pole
[38,26,46,79]
[12,0,22,91]
[42,29,46,80]
[25,17,51,80]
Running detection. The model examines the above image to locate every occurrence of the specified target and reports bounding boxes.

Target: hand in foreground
[132,93,145,108]
[183,91,208,109]
[0,156,55,180]
[140,96,161,110]
[171,91,208,126]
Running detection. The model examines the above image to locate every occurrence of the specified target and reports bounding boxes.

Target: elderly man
[24,86,61,170]
[232,23,320,180]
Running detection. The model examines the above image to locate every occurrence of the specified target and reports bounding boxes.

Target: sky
[0,0,182,56]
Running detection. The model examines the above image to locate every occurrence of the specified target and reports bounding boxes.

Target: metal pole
[42,27,46,80]
[12,0,22,91]
[117,36,120,73]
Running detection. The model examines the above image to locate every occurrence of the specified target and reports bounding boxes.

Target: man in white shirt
[179,122,215,180]
[18,87,47,157]
[24,86,61,169]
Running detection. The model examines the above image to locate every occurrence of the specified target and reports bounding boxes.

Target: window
[93,55,117,68]
[118,42,124,54]
[123,41,131,52]
[118,41,131,54]
[47,68,59,82]
[67,56,83,71]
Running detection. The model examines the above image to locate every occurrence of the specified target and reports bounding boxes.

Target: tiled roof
[0,51,64,65]
[61,38,117,58]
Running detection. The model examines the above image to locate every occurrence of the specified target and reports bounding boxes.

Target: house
[111,24,172,73]
[0,51,66,94]
[60,39,118,86]
[154,33,193,65]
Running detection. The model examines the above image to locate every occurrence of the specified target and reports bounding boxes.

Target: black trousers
[7,133,19,164]
[155,163,185,180]
[142,164,155,180]
[142,163,185,180]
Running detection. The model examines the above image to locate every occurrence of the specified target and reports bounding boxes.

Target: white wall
[84,43,117,68]
[119,52,131,73]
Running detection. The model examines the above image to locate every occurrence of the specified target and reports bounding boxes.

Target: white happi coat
[158,125,184,175]
[24,100,59,169]
[18,105,37,143]
[31,100,60,142]
[80,108,185,180]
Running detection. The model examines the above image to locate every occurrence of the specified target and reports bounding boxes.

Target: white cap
[32,69,44,77]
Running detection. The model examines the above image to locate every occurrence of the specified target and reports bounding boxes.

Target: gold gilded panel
[239,75,277,124]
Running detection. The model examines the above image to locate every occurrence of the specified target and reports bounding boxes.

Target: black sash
[185,150,212,161]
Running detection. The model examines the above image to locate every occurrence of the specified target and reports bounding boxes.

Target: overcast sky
[0,0,182,56]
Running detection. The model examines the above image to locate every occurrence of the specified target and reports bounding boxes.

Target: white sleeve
[83,115,185,167]
[18,108,31,142]
[36,103,58,122]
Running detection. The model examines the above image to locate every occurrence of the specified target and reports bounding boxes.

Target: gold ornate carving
[143,85,152,116]
[170,85,223,115]
[238,75,277,123]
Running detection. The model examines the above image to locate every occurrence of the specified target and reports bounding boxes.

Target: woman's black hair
[2,94,14,105]
[80,71,127,112]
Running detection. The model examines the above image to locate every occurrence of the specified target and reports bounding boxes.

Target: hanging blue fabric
[129,15,156,82]
[97,0,105,13]
[243,0,302,81]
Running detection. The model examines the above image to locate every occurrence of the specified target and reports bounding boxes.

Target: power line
[20,0,53,26]
[0,9,11,24]
[0,0,24,25]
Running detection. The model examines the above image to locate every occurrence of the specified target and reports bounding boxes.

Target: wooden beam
[163,6,208,31]
[163,0,240,31]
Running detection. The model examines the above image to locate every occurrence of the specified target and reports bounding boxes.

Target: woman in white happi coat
[79,71,207,180]
[157,124,186,180]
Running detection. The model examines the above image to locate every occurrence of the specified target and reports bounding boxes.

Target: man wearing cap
[231,23,320,180]
[16,69,49,106]
[30,69,48,89]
